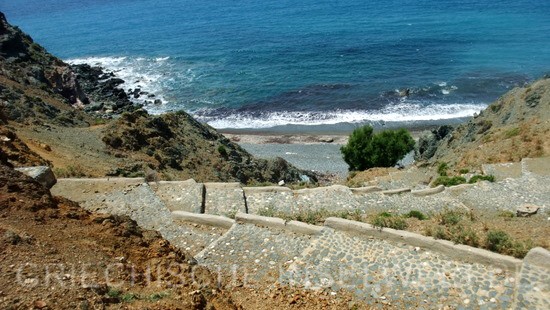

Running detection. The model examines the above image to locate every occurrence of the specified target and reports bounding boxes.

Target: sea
[2,0,550,133]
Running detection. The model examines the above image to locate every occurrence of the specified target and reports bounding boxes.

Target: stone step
[522,157,550,177]
[513,247,550,309]
[243,186,294,215]
[443,175,550,213]
[355,190,466,215]
[388,166,435,189]
[203,182,247,216]
[293,185,359,212]
[482,162,523,181]
[279,227,516,308]
[51,177,144,204]
[149,180,204,213]
[195,216,318,285]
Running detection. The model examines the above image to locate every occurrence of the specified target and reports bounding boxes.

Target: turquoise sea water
[2,0,550,131]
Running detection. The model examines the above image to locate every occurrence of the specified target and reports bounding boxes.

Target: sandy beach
[220,128,428,179]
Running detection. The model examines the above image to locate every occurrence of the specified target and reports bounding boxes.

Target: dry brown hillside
[418,76,550,172]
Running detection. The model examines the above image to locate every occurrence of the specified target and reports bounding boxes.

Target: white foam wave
[66,56,173,106]
[201,102,487,129]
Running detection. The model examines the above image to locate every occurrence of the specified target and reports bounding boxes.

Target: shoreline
[220,125,438,145]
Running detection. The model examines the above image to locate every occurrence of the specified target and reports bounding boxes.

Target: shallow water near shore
[3,0,550,131]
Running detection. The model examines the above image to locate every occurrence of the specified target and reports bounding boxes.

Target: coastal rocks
[72,64,139,114]
[516,204,540,217]
[45,65,89,105]
[15,166,56,189]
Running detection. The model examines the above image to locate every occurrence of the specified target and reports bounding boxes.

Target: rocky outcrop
[72,64,139,114]
[422,77,550,171]
[0,127,50,167]
[102,109,317,184]
[15,165,56,188]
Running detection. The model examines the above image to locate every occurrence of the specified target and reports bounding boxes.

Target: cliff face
[0,11,316,183]
[418,76,550,171]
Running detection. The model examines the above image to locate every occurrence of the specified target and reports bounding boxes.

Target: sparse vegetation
[217,145,228,157]
[405,210,428,220]
[486,230,530,258]
[371,212,408,230]
[53,165,88,178]
[504,127,520,139]
[437,162,449,176]
[468,174,495,183]
[341,125,415,171]
[437,209,463,226]
[498,210,515,218]
[432,176,467,187]
[459,168,469,174]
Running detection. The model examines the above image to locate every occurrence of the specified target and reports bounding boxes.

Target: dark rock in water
[147,94,155,98]
[154,99,162,105]
[72,64,139,114]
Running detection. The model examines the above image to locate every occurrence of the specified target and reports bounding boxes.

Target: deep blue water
[2,0,550,130]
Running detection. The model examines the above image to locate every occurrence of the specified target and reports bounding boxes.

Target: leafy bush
[459,168,469,174]
[340,125,415,171]
[468,174,495,183]
[432,176,467,187]
[405,210,428,220]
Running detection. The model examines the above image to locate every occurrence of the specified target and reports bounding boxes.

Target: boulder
[516,204,541,217]
[15,166,56,189]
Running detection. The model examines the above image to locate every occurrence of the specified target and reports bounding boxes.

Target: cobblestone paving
[195,223,314,285]
[514,261,550,309]
[280,228,516,309]
[445,175,550,212]
[294,185,359,212]
[204,183,247,216]
[171,220,227,256]
[150,180,204,213]
[244,187,295,214]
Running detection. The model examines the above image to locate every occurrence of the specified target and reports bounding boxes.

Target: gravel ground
[239,143,349,177]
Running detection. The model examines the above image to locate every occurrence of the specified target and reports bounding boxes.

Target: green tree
[341,125,415,171]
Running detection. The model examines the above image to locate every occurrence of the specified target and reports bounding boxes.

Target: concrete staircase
[48,157,550,308]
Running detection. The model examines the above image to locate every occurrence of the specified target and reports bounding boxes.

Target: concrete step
[203,182,247,216]
[149,180,204,213]
[280,227,516,308]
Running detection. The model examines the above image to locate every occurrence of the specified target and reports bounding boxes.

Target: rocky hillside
[102,109,317,183]
[0,11,314,184]
[417,76,550,172]
[0,164,240,309]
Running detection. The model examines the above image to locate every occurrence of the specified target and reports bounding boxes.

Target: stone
[278,180,285,186]
[34,300,47,309]
[15,166,56,189]
[516,204,540,217]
